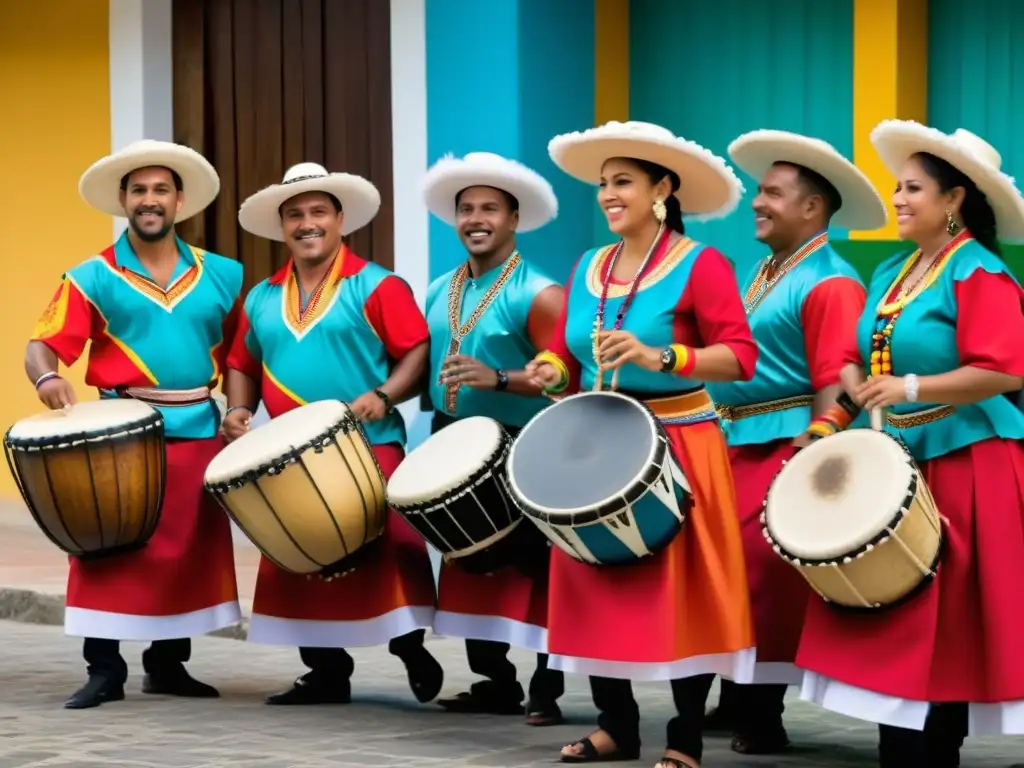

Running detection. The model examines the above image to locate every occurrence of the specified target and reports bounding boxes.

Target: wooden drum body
[763,428,944,610]
[4,399,166,559]
[203,400,387,577]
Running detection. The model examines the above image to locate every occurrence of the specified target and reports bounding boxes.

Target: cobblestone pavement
[0,622,1018,767]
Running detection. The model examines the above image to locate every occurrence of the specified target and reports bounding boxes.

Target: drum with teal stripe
[507,391,692,565]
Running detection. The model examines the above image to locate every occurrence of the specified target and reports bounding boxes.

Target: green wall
[832,240,1024,284]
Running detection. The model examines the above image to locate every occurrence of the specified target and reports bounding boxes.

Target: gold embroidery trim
[716,394,815,422]
[284,253,346,333]
[585,237,699,298]
[886,406,955,429]
[743,233,828,315]
[444,253,522,411]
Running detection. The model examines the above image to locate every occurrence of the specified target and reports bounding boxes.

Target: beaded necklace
[743,231,828,314]
[869,230,972,376]
[590,224,667,389]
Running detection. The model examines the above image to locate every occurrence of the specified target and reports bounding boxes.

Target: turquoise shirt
[565,239,706,394]
[66,231,242,439]
[239,252,409,446]
[426,254,557,428]
[860,238,1024,461]
[709,237,865,446]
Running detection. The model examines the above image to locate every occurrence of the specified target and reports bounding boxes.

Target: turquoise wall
[627,0,854,278]
[424,0,595,286]
[928,0,1024,191]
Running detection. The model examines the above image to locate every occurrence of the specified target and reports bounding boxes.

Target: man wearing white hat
[703,130,887,754]
[24,140,243,709]
[222,163,443,706]
[419,152,566,724]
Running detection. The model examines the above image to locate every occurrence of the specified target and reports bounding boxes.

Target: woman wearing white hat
[796,122,1024,765]
[419,152,567,725]
[525,121,758,768]
[223,162,443,707]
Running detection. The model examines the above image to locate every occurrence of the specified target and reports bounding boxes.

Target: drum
[387,416,548,575]
[507,391,692,566]
[762,428,944,609]
[203,399,386,577]
[4,399,166,559]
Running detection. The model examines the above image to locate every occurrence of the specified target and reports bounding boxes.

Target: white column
[107,0,173,239]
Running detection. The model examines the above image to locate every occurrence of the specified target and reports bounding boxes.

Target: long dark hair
[913,151,1000,255]
[620,158,685,235]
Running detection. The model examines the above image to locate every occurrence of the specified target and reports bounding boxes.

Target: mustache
[295,229,326,238]
[134,206,165,216]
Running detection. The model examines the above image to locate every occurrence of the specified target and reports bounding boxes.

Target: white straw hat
[548,121,744,220]
[238,162,381,241]
[728,129,887,231]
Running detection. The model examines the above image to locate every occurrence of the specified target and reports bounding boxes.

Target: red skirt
[65,437,240,640]
[248,443,436,647]
[797,438,1024,732]
[434,561,550,653]
[730,440,810,683]
[545,399,755,682]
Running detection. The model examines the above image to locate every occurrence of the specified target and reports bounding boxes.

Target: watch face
[661,348,672,365]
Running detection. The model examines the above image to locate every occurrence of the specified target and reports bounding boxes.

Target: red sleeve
[543,263,582,390]
[676,248,758,380]
[365,275,429,360]
[215,296,242,379]
[525,284,565,353]
[801,276,867,390]
[226,304,262,380]
[30,278,95,367]
[955,269,1024,376]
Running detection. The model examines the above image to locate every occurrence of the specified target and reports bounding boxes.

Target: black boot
[64,674,125,710]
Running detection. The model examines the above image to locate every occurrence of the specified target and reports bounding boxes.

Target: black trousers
[299,629,426,681]
[84,637,191,684]
[592,674,715,761]
[877,703,968,768]
[463,638,564,705]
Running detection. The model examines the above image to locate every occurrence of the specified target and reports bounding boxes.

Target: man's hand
[37,377,77,410]
[221,407,252,443]
[439,354,499,390]
[350,391,388,423]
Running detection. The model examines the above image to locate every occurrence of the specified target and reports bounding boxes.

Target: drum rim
[3,407,164,450]
[761,431,926,566]
[387,428,512,518]
[507,390,668,522]
[202,409,369,492]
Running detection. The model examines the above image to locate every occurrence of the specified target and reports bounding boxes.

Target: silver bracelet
[34,371,59,389]
[904,373,920,403]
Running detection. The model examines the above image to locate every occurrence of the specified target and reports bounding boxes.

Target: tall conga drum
[203,399,387,577]
[4,399,166,559]
[507,390,692,565]
[762,428,944,610]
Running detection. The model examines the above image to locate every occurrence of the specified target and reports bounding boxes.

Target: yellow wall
[0,0,110,496]
[851,0,928,240]
[594,0,629,125]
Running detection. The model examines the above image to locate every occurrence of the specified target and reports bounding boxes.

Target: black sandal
[560,736,640,763]
[654,758,692,768]
[437,690,524,715]
[525,700,564,726]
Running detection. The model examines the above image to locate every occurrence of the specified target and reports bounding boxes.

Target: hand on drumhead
[350,391,387,423]
[525,360,561,389]
[37,377,76,410]
[221,408,251,442]
[596,330,660,371]
[854,375,906,411]
[439,354,498,390]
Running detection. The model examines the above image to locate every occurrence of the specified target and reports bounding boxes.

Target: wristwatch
[494,368,509,392]
[659,347,676,373]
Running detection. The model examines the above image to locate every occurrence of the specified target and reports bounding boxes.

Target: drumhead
[387,416,504,505]
[204,399,354,484]
[508,391,657,514]
[765,429,916,560]
[6,399,159,442]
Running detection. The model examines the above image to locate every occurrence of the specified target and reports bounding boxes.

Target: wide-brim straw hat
[78,140,220,222]
[548,120,744,221]
[870,120,1024,242]
[728,129,888,231]
[238,162,381,241]
[422,152,558,232]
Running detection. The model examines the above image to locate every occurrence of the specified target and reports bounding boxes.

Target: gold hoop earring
[946,210,961,236]
[653,199,667,222]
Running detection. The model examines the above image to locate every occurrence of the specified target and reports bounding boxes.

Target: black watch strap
[494,369,509,392]
[373,388,394,413]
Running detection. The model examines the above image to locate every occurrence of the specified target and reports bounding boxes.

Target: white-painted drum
[763,428,944,609]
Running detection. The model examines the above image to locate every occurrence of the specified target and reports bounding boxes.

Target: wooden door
[172,0,394,292]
